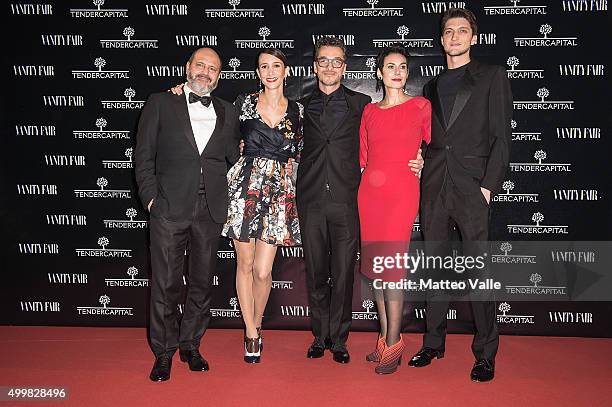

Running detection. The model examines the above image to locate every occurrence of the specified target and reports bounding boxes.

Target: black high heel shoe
[244,336,261,363]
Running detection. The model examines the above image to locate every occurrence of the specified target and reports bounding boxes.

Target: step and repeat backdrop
[3,0,611,336]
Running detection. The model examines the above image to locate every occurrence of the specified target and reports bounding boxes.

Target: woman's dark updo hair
[256,49,289,68]
[375,44,410,92]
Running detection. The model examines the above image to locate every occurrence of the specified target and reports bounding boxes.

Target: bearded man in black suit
[135,48,240,381]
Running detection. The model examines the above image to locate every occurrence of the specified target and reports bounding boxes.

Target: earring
[258,79,263,92]
[284,77,287,87]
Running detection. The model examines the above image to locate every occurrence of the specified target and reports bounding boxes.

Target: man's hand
[409,148,425,177]
[168,83,184,95]
[480,187,491,204]
[148,198,154,211]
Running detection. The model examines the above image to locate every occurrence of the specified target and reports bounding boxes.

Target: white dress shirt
[184,83,217,155]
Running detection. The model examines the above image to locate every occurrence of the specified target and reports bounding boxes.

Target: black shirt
[307,86,348,136]
[437,62,470,126]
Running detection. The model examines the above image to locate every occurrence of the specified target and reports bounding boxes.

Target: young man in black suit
[407,9,512,382]
[297,37,423,363]
[135,48,240,381]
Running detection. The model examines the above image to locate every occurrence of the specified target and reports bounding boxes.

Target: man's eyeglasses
[316,58,345,68]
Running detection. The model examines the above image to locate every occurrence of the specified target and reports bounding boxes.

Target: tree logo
[98,236,109,250]
[124,88,136,101]
[539,24,552,39]
[507,56,519,71]
[126,208,137,221]
[96,177,108,190]
[534,150,547,164]
[502,181,515,195]
[123,26,135,41]
[258,26,271,41]
[95,118,108,131]
[127,266,138,279]
[93,0,105,10]
[99,294,111,308]
[396,25,409,40]
[362,299,374,313]
[228,0,240,10]
[366,0,379,8]
[500,242,513,256]
[529,273,542,287]
[531,212,544,226]
[498,302,511,316]
[365,57,376,72]
[124,148,133,162]
[536,87,549,102]
[94,57,106,71]
[229,297,238,311]
[228,57,241,71]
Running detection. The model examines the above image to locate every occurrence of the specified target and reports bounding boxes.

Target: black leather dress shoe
[149,353,172,382]
[471,359,495,382]
[307,343,326,358]
[307,338,332,358]
[332,349,350,364]
[179,349,210,372]
[407,347,445,367]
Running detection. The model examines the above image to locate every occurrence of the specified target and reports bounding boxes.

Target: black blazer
[296,86,371,207]
[421,60,512,198]
[134,91,240,223]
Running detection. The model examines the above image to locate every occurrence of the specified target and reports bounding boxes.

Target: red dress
[358,97,431,282]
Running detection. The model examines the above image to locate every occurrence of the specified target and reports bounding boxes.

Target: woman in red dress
[358,45,431,374]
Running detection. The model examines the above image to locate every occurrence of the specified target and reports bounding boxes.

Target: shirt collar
[318,85,345,103]
[184,83,211,104]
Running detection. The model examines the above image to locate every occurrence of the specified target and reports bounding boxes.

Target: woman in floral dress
[222,49,303,363]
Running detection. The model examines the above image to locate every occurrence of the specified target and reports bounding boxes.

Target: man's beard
[317,73,341,87]
[187,72,218,95]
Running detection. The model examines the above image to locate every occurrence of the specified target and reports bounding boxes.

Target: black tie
[189,93,212,107]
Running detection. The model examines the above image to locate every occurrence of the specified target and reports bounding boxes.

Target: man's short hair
[440,8,478,36]
[314,36,347,59]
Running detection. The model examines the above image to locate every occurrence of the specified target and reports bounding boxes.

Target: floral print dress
[222,93,304,246]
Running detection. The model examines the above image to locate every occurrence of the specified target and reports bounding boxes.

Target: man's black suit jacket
[297,85,371,207]
[421,60,513,198]
[135,91,240,223]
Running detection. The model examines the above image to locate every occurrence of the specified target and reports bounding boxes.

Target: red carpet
[0,327,610,407]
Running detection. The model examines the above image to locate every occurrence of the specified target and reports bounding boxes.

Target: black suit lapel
[427,78,445,130]
[304,90,325,138]
[202,97,225,156]
[446,64,477,131]
[171,93,199,153]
